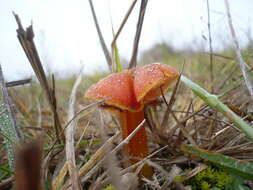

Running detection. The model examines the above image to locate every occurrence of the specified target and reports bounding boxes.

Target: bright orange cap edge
[133,63,179,103]
[85,70,142,112]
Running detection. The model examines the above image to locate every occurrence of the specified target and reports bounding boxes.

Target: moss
[103,185,115,190]
[185,166,232,190]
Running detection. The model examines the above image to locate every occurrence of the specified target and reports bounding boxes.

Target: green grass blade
[180,75,253,142]
[182,145,253,179]
[109,16,122,73]
[112,43,122,72]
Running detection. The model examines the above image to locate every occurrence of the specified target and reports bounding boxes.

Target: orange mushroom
[85,63,179,178]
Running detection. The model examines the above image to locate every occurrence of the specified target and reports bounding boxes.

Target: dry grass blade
[98,111,123,190]
[128,0,148,69]
[160,84,197,146]
[171,112,197,146]
[120,146,168,176]
[170,105,208,134]
[88,0,112,71]
[120,172,138,190]
[36,98,42,129]
[204,52,233,60]
[15,140,43,190]
[81,120,146,183]
[111,0,137,47]
[182,163,208,181]
[44,100,105,158]
[65,70,83,190]
[224,0,253,98]
[175,113,198,145]
[52,162,68,190]
[161,74,181,129]
[6,78,31,87]
[99,146,169,189]
[79,132,119,177]
[111,119,146,155]
[146,161,185,190]
[206,0,214,93]
[218,66,253,96]
[62,131,120,189]
[0,177,14,190]
[109,0,137,73]
[13,13,63,142]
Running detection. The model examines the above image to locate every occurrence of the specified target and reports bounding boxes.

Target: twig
[88,0,112,71]
[206,0,214,93]
[128,0,148,69]
[224,0,253,98]
[65,70,83,190]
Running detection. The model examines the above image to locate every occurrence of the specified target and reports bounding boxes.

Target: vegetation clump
[185,166,232,190]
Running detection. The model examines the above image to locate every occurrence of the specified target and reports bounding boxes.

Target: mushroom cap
[85,70,142,112]
[133,63,179,103]
[85,63,179,111]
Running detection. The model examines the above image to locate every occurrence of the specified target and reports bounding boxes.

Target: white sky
[0,0,253,80]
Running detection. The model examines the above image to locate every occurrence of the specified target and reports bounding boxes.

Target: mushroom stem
[119,109,153,177]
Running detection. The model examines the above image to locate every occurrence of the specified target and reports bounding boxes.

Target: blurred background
[1,0,253,80]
